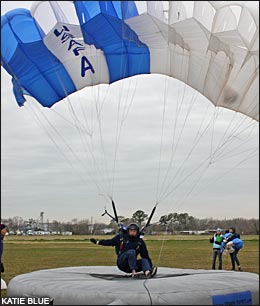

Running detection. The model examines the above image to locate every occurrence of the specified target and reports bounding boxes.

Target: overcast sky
[1,2,259,224]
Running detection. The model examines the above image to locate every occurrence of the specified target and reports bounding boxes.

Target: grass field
[1,235,259,298]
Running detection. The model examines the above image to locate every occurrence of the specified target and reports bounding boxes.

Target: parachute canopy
[1,1,259,120]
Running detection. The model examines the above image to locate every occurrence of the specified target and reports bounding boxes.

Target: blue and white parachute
[1,1,259,120]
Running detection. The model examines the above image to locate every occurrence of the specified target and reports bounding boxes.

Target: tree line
[1,211,259,235]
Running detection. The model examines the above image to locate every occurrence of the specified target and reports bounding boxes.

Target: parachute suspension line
[191,146,259,203]
[198,50,231,164]
[155,76,170,204]
[25,101,104,193]
[36,34,110,196]
[93,14,144,198]
[155,222,169,268]
[51,58,112,199]
[49,103,107,191]
[158,45,257,207]
[172,120,258,211]
[165,122,258,213]
[163,118,258,211]
[93,84,109,194]
[41,57,122,199]
[92,85,114,197]
[156,47,240,206]
[48,108,91,135]
[109,27,148,198]
[158,100,216,204]
[142,205,159,305]
[209,115,257,164]
[157,91,205,204]
[209,115,256,165]
[77,92,93,137]
[156,49,214,204]
[159,151,214,205]
[209,107,222,164]
[173,162,212,212]
[206,121,258,168]
[156,47,188,204]
[92,88,112,197]
[63,92,106,193]
[207,82,259,165]
[170,51,257,202]
[202,48,258,165]
[54,79,111,197]
[110,76,139,197]
[175,61,258,201]
[155,13,172,204]
[47,22,113,199]
[2,34,107,196]
[109,85,124,198]
[157,80,199,203]
[208,142,258,165]
[170,104,221,209]
[173,50,223,194]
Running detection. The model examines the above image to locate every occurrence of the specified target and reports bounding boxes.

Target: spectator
[1,224,8,290]
[210,228,224,270]
[224,227,243,271]
[1,224,7,274]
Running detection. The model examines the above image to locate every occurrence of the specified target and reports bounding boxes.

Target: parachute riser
[139,203,158,237]
[101,200,158,239]
[101,209,117,223]
[101,199,126,234]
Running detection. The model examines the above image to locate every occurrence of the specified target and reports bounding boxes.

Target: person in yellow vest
[210,228,224,270]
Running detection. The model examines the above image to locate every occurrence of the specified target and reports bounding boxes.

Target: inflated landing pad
[7,266,259,305]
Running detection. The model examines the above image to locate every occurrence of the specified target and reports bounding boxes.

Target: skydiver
[90,223,157,278]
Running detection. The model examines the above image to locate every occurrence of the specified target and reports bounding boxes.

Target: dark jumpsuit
[98,233,153,273]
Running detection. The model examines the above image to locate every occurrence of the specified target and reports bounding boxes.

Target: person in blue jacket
[1,224,7,273]
[90,223,157,278]
[224,227,243,271]
[210,228,224,270]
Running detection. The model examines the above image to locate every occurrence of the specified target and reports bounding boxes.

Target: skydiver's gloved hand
[139,230,145,239]
[90,238,99,244]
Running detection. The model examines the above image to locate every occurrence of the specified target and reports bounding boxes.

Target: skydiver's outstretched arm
[90,234,120,246]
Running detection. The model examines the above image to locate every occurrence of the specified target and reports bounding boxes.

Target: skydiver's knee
[126,249,136,257]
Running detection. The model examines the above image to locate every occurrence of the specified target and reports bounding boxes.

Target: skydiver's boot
[131,269,137,278]
[144,270,151,278]
[151,266,158,277]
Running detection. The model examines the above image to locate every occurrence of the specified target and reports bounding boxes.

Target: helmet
[127,223,139,233]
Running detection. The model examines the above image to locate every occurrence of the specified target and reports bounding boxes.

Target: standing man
[210,228,224,270]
